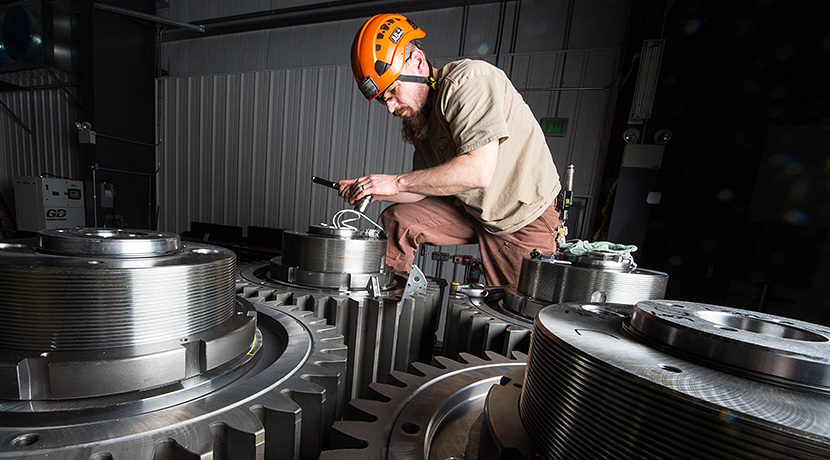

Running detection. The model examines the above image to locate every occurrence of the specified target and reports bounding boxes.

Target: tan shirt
[413,59,561,235]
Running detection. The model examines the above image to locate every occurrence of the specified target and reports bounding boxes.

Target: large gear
[235,224,443,401]
[0,228,347,460]
[319,351,527,460]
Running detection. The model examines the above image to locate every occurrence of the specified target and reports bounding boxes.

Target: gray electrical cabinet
[14,176,86,232]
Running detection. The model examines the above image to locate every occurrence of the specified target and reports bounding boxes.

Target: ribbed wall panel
[0,88,81,222]
[156,48,618,241]
[156,66,411,235]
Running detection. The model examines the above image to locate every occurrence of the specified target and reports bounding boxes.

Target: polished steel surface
[319,352,527,460]
[273,227,394,291]
[443,287,534,360]
[521,302,830,459]
[0,233,236,351]
[0,301,347,460]
[237,262,442,401]
[280,229,387,273]
[36,228,181,257]
[0,228,347,459]
[514,255,668,307]
[627,300,830,389]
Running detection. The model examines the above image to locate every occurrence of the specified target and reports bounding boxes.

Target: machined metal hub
[512,253,668,313]
[0,228,347,459]
[0,228,251,399]
[271,225,395,292]
[627,300,830,390]
[521,301,830,459]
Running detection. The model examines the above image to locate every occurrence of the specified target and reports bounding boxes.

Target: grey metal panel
[157,65,412,235]
[0,88,81,217]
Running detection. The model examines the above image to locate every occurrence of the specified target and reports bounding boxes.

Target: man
[339,13,561,288]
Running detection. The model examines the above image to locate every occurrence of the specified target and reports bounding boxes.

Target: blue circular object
[0,24,6,67]
[3,5,42,62]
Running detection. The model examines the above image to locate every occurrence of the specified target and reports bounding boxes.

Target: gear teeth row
[236,263,443,401]
[442,294,533,360]
[319,351,528,460]
[0,299,346,460]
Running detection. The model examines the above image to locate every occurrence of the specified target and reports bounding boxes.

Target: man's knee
[378,204,403,230]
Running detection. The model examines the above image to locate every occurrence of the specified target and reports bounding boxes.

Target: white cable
[332,209,385,232]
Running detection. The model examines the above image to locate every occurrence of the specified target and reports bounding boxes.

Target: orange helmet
[351,13,427,101]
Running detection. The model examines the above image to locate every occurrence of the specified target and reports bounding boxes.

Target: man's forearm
[396,139,499,196]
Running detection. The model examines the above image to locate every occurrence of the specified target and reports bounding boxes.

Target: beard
[400,105,430,144]
[398,84,432,144]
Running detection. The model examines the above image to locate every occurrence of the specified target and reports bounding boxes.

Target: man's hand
[338,175,397,205]
[338,175,425,205]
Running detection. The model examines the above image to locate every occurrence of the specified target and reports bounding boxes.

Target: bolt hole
[401,423,420,435]
[180,338,189,342]
[659,364,683,373]
[12,433,39,447]
[513,383,522,389]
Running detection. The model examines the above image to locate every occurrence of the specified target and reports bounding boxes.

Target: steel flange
[319,352,527,460]
[0,229,348,460]
[521,301,830,459]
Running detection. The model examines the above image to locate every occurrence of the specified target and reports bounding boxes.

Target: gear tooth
[388,369,422,387]
[432,355,464,370]
[249,393,303,460]
[320,341,349,359]
[207,408,265,459]
[254,287,276,300]
[326,421,375,451]
[367,382,405,401]
[510,350,529,362]
[151,437,204,460]
[163,423,214,458]
[457,352,489,365]
[282,378,331,459]
[345,398,386,421]
[482,350,511,362]
[409,360,440,376]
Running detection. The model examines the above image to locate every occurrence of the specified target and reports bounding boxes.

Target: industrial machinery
[0,228,346,459]
[442,245,669,359]
[320,351,528,460]
[236,197,443,401]
[322,300,830,459]
[13,176,85,232]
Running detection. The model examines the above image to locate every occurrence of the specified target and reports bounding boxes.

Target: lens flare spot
[719,409,738,424]
[717,189,735,202]
[684,18,703,35]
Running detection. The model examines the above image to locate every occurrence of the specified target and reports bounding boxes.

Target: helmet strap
[396,60,437,90]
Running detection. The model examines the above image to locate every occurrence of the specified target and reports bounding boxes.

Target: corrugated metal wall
[0,88,82,229]
[156,47,619,237]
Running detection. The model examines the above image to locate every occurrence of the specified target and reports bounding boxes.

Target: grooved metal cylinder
[515,255,668,306]
[0,229,236,351]
[281,230,386,273]
[520,302,830,459]
[271,225,393,291]
[0,228,251,401]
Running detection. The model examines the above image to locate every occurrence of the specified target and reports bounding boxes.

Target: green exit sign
[540,118,568,137]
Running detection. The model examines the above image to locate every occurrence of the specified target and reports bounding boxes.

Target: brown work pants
[378,196,560,288]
